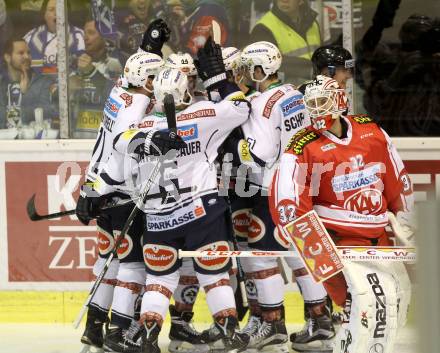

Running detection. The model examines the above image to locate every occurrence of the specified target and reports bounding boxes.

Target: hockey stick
[26,185,195,222]
[211,19,221,44]
[179,247,417,262]
[73,94,178,328]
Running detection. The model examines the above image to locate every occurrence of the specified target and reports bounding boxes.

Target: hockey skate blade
[245,343,289,353]
[79,343,104,353]
[291,338,334,353]
[168,340,210,353]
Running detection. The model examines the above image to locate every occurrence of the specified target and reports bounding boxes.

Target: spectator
[0,0,12,58]
[372,19,440,136]
[0,36,57,131]
[23,0,85,75]
[181,0,230,55]
[250,0,321,84]
[117,0,153,60]
[69,19,122,139]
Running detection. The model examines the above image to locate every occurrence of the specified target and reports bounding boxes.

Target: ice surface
[0,323,417,353]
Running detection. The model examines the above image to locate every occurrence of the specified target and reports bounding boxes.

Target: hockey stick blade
[27,194,76,221]
[212,20,221,44]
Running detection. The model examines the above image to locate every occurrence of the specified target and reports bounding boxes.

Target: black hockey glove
[145,129,187,156]
[194,37,228,90]
[140,18,171,57]
[76,182,105,226]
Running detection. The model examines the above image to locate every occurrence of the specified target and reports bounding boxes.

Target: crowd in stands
[0,0,438,138]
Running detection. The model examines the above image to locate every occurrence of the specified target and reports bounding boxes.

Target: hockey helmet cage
[311,45,354,77]
[304,75,348,131]
[165,52,197,76]
[124,52,164,88]
[154,68,192,106]
[240,41,282,82]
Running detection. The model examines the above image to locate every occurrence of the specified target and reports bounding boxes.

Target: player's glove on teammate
[194,37,228,90]
[144,129,187,156]
[76,182,105,225]
[140,18,171,57]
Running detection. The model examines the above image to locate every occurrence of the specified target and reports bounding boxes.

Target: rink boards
[0,138,437,323]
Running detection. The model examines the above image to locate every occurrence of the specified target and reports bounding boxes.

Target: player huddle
[75,19,415,353]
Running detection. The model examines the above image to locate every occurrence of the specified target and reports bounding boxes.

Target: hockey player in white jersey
[94,38,252,353]
[221,41,316,352]
[75,51,164,353]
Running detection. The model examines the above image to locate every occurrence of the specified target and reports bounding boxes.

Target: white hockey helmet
[165,52,197,76]
[240,41,282,82]
[154,68,192,106]
[303,75,348,131]
[123,52,164,88]
[222,47,241,75]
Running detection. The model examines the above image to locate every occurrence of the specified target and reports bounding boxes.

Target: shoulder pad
[285,128,320,155]
[350,114,376,125]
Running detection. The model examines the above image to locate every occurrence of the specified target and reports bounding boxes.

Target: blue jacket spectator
[23,0,84,74]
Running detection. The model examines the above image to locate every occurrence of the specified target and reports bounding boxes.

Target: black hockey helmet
[311,45,354,77]
[399,14,433,52]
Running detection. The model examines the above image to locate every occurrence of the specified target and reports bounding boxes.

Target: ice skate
[80,307,107,353]
[238,315,261,336]
[168,305,209,353]
[290,315,335,352]
[247,318,288,353]
[140,321,161,353]
[103,324,140,353]
[201,316,249,353]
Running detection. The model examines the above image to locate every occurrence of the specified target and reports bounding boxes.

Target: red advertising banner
[2,158,440,286]
[5,161,95,282]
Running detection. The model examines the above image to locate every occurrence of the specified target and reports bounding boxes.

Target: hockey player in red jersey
[290,45,356,352]
[270,75,414,353]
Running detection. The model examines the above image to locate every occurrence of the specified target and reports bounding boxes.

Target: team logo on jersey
[193,241,230,271]
[177,124,198,141]
[352,115,374,124]
[97,228,114,255]
[232,209,251,238]
[245,279,257,296]
[181,285,199,304]
[177,109,216,122]
[263,90,285,118]
[332,164,383,193]
[286,129,320,155]
[281,94,305,117]
[143,244,177,272]
[247,215,266,244]
[113,231,134,259]
[344,188,383,214]
[104,96,122,118]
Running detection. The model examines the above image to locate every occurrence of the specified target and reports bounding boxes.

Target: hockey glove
[194,37,227,90]
[140,18,171,57]
[144,129,187,156]
[76,182,105,225]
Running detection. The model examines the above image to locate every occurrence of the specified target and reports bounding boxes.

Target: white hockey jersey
[96,97,250,213]
[241,83,311,189]
[86,85,151,189]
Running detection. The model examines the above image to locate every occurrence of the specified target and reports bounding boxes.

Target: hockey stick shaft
[179,247,416,262]
[73,94,177,328]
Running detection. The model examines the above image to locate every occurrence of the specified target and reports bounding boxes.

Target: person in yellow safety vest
[250,0,322,85]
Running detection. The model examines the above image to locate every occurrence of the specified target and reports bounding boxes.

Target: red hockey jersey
[269,115,414,239]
